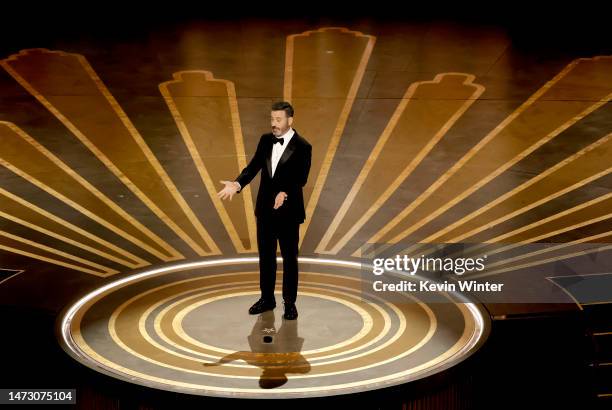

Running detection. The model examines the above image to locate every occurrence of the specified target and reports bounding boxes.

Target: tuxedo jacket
[234,130,312,224]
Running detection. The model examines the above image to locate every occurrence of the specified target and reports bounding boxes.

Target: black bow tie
[273,137,284,145]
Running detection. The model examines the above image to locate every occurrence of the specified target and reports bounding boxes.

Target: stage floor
[0,16,609,403]
[58,257,489,398]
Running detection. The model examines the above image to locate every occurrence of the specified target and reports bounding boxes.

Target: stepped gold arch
[470,232,612,279]
[357,56,612,258]
[0,230,117,276]
[410,131,612,246]
[284,27,376,248]
[0,121,180,264]
[486,232,612,272]
[0,30,609,280]
[1,49,221,257]
[159,71,256,253]
[0,186,148,269]
[416,191,612,263]
[393,205,612,281]
[433,228,612,279]
[486,192,612,244]
[400,130,612,257]
[426,231,612,280]
[315,73,485,255]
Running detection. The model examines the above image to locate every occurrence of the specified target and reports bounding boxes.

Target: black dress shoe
[283,302,298,320]
[248,298,276,314]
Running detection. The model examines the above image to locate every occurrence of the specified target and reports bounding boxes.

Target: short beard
[273,126,287,135]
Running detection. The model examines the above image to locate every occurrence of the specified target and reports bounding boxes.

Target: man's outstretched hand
[217,180,240,201]
[274,191,288,209]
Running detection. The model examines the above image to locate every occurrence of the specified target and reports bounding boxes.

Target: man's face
[271,110,293,137]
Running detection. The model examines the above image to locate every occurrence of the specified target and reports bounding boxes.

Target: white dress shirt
[233,127,295,191]
[271,127,294,177]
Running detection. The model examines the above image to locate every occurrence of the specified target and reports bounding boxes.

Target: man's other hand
[273,191,288,209]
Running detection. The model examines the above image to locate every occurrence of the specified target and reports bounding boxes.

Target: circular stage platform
[57,257,490,399]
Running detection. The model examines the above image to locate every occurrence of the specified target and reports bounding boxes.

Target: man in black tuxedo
[217,101,312,320]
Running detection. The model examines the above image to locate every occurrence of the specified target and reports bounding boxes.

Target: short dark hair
[271,101,294,118]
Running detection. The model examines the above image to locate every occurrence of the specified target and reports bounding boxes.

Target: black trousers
[256,215,300,304]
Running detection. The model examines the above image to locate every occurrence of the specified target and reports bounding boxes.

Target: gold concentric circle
[58,257,489,398]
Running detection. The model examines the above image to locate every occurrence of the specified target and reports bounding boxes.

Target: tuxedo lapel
[266,141,273,177]
[276,135,297,170]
